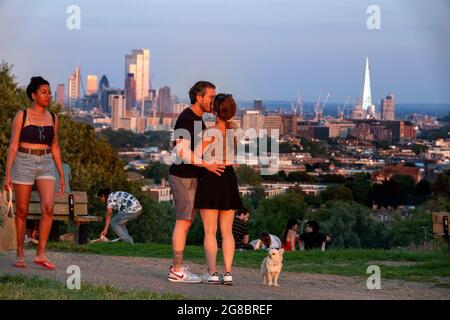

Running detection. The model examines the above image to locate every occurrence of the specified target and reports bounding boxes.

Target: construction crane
[337,96,351,119]
[291,89,304,120]
[315,92,330,121]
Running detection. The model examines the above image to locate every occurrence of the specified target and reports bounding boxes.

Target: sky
[0,0,449,104]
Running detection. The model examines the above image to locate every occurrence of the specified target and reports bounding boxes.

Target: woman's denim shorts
[11,151,56,185]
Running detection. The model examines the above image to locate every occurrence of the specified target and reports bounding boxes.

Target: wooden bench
[432,212,450,257]
[13,191,102,244]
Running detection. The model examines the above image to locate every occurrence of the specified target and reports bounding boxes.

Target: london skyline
[0,0,449,104]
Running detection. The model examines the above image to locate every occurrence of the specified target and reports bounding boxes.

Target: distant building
[381,94,395,120]
[55,84,65,107]
[68,67,80,109]
[263,113,283,137]
[372,165,423,184]
[110,94,126,130]
[254,99,265,114]
[125,73,136,115]
[157,86,172,118]
[98,75,110,113]
[86,75,98,96]
[297,123,329,140]
[125,49,150,116]
[329,120,354,138]
[242,110,265,134]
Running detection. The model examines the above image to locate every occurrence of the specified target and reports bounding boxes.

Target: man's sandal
[33,258,56,270]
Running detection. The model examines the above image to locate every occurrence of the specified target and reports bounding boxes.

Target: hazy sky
[1,0,449,104]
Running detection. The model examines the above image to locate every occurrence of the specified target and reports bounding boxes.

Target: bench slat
[74,216,103,223]
[12,191,88,204]
[13,203,88,216]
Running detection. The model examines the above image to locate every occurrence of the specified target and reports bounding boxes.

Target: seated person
[232,208,254,250]
[298,220,331,251]
[251,232,281,250]
[281,218,298,251]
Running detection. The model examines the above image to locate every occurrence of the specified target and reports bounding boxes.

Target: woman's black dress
[194,165,244,210]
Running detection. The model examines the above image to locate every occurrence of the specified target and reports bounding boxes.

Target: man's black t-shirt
[232,217,249,249]
[169,107,206,178]
[298,232,327,250]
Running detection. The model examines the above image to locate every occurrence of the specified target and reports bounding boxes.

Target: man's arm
[175,138,225,176]
[243,234,249,245]
[100,207,113,237]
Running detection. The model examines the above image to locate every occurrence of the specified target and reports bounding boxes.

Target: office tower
[56,84,65,106]
[86,75,98,95]
[125,73,136,115]
[98,75,110,113]
[110,94,126,130]
[125,49,150,116]
[68,67,80,109]
[254,99,265,114]
[157,86,171,116]
[263,113,283,136]
[351,103,365,120]
[361,57,374,115]
[242,110,265,135]
[381,93,395,120]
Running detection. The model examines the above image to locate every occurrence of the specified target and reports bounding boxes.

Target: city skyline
[1,0,449,104]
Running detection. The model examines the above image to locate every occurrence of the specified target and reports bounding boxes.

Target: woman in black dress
[194,94,243,285]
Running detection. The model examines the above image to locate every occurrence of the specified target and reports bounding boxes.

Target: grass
[0,274,185,300]
[45,242,450,288]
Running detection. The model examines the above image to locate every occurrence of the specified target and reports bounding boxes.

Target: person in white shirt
[97,188,142,243]
[251,232,281,250]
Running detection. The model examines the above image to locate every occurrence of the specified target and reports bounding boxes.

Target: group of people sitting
[230,208,331,252]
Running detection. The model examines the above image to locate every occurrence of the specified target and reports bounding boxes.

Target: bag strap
[22,109,27,128]
[2,186,14,218]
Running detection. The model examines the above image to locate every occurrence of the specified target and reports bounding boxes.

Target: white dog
[260,248,284,287]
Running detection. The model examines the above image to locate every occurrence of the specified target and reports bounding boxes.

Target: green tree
[143,162,169,184]
[252,191,307,240]
[321,185,353,202]
[235,165,262,186]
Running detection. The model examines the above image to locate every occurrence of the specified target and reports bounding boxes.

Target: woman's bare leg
[12,183,33,263]
[219,210,235,273]
[200,209,219,274]
[35,179,55,261]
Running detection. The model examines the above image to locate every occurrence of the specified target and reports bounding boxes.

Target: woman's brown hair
[213,94,236,129]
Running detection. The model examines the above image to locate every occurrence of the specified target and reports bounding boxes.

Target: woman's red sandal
[33,258,56,270]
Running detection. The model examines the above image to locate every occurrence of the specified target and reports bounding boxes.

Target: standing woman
[194,94,244,285]
[2,76,65,270]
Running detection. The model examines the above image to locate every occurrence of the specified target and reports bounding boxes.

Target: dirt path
[1,250,449,300]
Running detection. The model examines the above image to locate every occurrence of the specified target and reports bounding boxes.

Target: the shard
[361,57,372,112]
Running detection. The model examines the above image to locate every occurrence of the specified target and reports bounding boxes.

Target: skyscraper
[381,94,395,120]
[361,57,374,117]
[68,67,80,109]
[86,75,98,95]
[157,86,171,117]
[125,49,150,116]
[110,94,126,130]
[56,84,65,107]
[98,75,110,113]
[254,99,265,114]
[125,73,136,115]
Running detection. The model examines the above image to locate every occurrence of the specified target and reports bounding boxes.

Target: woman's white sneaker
[223,272,233,285]
[201,272,221,284]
